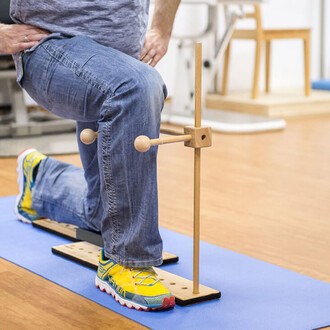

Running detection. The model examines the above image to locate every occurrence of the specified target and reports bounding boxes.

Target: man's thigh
[20,35,148,122]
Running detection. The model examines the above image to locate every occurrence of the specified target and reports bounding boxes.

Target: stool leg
[265,41,271,93]
[252,39,262,99]
[304,35,311,97]
[222,42,231,96]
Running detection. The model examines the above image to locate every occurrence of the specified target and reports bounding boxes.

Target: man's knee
[123,64,167,110]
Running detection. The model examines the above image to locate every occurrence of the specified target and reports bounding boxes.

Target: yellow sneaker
[95,249,175,311]
[15,148,46,223]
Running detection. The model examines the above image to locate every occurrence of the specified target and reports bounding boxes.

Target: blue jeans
[21,35,167,267]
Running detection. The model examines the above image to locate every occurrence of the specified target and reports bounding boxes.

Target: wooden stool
[222,5,311,99]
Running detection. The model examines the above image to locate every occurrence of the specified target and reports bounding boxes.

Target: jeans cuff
[104,252,163,268]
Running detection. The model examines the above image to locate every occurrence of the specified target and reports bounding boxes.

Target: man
[8,0,181,311]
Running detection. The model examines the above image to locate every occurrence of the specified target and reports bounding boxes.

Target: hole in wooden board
[169,282,176,285]
[79,248,84,250]
[88,251,93,254]
[181,287,188,290]
[201,134,206,140]
[159,278,165,281]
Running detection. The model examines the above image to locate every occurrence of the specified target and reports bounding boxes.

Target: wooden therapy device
[76,43,220,305]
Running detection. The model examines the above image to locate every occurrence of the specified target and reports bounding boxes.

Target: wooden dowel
[160,127,184,136]
[193,42,202,294]
[134,134,191,153]
[193,148,201,294]
[80,127,183,146]
[195,42,202,129]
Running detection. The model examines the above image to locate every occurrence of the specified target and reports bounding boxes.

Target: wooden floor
[0,259,146,330]
[1,114,330,328]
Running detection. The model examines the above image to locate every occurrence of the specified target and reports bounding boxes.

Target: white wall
[154,0,324,96]
[323,0,330,77]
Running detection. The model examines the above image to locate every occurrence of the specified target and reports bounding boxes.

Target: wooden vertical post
[304,33,311,97]
[265,41,271,93]
[193,42,202,294]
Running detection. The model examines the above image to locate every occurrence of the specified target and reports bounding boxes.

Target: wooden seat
[222,5,311,99]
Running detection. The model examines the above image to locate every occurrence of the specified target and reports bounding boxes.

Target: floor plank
[0,258,147,329]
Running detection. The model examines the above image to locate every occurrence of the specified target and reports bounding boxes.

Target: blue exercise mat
[1,195,329,329]
[312,79,330,91]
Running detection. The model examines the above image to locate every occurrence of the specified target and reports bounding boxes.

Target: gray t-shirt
[10,0,150,81]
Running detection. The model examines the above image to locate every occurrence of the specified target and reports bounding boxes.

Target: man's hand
[0,24,50,54]
[139,29,170,67]
[140,0,180,67]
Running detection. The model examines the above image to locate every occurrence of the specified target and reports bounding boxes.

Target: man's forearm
[151,0,181,38]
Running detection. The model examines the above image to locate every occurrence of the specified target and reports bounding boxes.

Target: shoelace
[120,266,159,286]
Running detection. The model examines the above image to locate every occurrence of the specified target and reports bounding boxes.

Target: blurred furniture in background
[163,0,286,133]
[222,4,311,99]
[0,0,75,138]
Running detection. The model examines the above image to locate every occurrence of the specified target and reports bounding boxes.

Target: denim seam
[41,43,113,97]
[100,115,120,255]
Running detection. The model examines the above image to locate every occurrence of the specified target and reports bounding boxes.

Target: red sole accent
[152,296,176,311]
[96,284,175,311]
[17,148,34,159]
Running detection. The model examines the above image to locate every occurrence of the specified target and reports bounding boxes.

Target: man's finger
[24,25,49,33]
[23,33,48,42]
[149,54,162,67]
[139,41,152,60]
[28,29,50,36]
[14,41,38,53]
[141,49,156,64]
[139,47,149,60]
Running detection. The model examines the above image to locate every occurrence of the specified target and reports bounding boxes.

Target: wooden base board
[34,219,179,265]
[52,241,221,306]
[206,89,330,117]
[33,219,78,241]
[52,241,101,270]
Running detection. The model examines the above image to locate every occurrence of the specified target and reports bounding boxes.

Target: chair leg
[304,35,311,97]
[252,39,262,99]
[265,41,271,93]
[222,42,231,96]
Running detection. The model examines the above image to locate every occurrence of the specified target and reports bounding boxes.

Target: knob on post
[134,135,151,152]
[80,129,98,145]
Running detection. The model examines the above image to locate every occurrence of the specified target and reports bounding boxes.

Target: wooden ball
[80,129,98,145]
[134,135,151,152]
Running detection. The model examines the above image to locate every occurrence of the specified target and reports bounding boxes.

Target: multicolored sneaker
[15,148,47,223]
[95,249,175,311]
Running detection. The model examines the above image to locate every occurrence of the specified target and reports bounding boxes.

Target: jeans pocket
[21,49,53,111]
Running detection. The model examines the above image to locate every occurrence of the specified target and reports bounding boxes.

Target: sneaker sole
[14,148,38,224]
[95,276,175,311]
